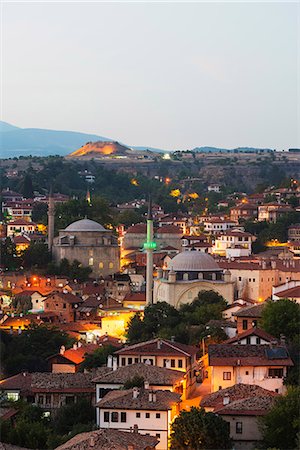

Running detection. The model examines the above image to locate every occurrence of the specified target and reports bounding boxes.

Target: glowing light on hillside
[163,153,171,160]
[165,177,171,185]
[188,192,199,199]
[131,178,139,186]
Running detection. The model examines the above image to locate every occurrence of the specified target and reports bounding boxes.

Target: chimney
[144,380,150,390]
[152,391,157,402]
[157,339,162,350]
[78,341,82,348]
[112,356,118,371]
[280,334,286,346]
[148,390,153,402]
[171,336,175,342]
[132,388,139,399]
[107,355,113,368]
[133,424,139,433]
[60,345,65,355]
[223,394,230,405]
[89,436,95,447]
[73,343,78,351]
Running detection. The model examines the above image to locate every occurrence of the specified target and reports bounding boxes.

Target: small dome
[168,250,221,272]
[65,219,107,232]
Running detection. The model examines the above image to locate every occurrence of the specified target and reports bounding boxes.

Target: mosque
[153,250,234,307]
[51,218,119,278]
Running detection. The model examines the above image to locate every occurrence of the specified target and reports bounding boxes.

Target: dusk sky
[2,1,299,150]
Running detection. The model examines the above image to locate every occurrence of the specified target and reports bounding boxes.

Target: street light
[202,335,211,356]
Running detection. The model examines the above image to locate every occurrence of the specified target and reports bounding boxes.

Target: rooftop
[234,303,265,318]
[167,250,221,272]
[55,428,158,450]
[64,219,107,233]
[201,383,277,410]
[93,363,183,385]
[216,395,276,416]
[97,388,181,411]
[224,327,278,344]
[115,338,198,357]
[208,344,293,367]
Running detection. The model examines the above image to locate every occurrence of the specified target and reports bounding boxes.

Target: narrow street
[181,378,211,411]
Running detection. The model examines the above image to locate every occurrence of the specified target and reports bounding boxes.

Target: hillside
[0,121,112,158]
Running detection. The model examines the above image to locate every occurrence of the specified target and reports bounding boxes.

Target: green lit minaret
[144,196,156,304]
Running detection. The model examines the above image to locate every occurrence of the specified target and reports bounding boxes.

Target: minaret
[48,186,55,253]
[144,196,156,305]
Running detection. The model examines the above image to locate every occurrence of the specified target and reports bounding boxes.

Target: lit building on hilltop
[52,219,119,278]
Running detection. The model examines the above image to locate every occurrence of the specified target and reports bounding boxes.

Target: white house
[93,362,185,401]
[96,388,181,450]
[203,218,237,234]
[208,344,293,394]
[212,230,255,258]
[7,219,36,237]
[272,280,300,304]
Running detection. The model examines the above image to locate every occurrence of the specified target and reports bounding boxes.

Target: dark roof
[216,395,276,416]
[234,303,265,318]
[123,292,146,302]
[156,225,182,234]
[115,338,198,357]
[97,388,181,411]
[45,291,82,304]
[224,327,278,344]
[208,344,293,367]
[93,363,183,385]
[201,383,277,410]
[55,428,158,450]
[275,286,300,298]
[126,224,147,234]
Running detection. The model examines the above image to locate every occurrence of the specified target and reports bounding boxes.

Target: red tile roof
[216,395,276,416]
[123,292,146,302]
[157,225,182,234]
[115,338,198,357]
[224,327,278,344]
[208,344,293,367]
[97,388,181,410]
[275,286,300,298]
[126,224,147,234]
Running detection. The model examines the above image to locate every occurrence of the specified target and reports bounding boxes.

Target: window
[268,368,284,378]
[121,357,126,366]
[242,320,248,330]
[171,359,175,368]
[38,395,44,405]
[128,358,133,365]
[121,412,127,422]
[109,262,114,269]
[45,395,51,405]
[245,371,249,375]
[104,412,109,422]
[238,277,242,281]
[156,434,161,438]
[7,392,19,401]
[63,303,66,309]
[236,422,243,434]
[135,358,139,363]
[156,413,160,418]
[223,372,231,380]
[99,388,112,399]
[246,337,251,344]
[111,412,119,422]
[178,359,183,368]
[256,337,261,344]
[136,412,141,418]
[145,413,150,418]
[88,258,94,266]
[99,262,104,269]
[65,396,75,404]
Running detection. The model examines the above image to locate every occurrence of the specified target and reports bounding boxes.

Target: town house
[43,291,83,322]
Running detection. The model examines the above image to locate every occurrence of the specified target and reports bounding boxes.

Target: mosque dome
[167,250,221,272]
[65,218,107,232]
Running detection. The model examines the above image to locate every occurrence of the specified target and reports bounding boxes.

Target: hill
[192,146,273,153]
[0,121,112,158]
[67,141,132,158]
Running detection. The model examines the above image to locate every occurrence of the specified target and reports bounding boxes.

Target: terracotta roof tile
[224,327,278,344]
[97,388,181,410]
[115,338,198,357]
[216,395,276,416]
[55,428,158,450]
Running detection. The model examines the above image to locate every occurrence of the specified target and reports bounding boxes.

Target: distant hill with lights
[67,141,133,159]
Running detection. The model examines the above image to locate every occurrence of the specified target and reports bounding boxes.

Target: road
[181,378,211,411]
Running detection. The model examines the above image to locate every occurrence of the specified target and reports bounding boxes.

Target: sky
[1,1,299,150]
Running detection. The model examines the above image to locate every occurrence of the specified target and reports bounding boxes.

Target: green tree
[12,294,32,314]
[80,345,118,370]
[180,290,227,326]
[3,324,73,376]
[19,173,34,198]
[170,407,232,450]
[260,299,300,343]
[22,242,51,269]
[51,399,95,435]
[259,387,300,450]
[0,238,21,270]
[123,375,145,389]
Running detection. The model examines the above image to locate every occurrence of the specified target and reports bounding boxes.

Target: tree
[126,312,144,343]
[3,324,73,376]
[12,294,32,314]
[123,375,145,389]
[80,345,118,370]
[260,299,300,344]
[0,238,21,270]
[180,290,227,326]
[32,202,48,223]
[170,407,232,449]
[19,174,34,198]
[51,399,95,435]
[22,242,51,269]
[259,387,300,450]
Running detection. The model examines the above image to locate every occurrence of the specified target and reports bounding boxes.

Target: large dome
[168,251,221,272]
[65,219,107,232]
